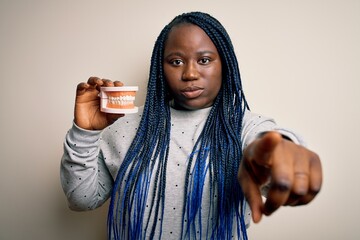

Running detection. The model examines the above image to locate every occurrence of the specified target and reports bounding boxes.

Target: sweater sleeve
[241,109,305,149]
[60,123,114,211]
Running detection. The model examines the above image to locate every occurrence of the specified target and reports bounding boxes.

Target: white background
[0,0,359,239]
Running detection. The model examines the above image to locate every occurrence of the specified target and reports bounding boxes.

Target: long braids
[108,23,172,239]
[108,12,249,240]
[175,13,249,239]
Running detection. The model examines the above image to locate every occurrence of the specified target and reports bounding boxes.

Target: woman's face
[163,23,222,110]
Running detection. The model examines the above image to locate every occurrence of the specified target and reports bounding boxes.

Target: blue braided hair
[108,11,249,240]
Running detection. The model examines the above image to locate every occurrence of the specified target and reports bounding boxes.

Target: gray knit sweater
[60,106,304,239]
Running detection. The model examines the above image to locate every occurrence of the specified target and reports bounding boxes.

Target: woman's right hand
[74,76,124,130]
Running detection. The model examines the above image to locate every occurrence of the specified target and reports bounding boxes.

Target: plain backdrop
[0,0,359,239]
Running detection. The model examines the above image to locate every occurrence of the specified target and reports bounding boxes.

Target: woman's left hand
[237,131,322,223]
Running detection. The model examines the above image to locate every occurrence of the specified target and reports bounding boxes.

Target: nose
[182,61,199,81]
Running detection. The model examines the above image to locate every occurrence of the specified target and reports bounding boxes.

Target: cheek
[164,66,177,85]
[164,68,185,94]
[211,67,222,95]
[163,70,177,97]
[163,65,170,82]
[211,82,222,98]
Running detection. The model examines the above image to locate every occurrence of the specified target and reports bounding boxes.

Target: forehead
[164,23,217,51]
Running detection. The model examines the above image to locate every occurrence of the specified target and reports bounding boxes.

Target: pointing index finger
[251,131,283,168]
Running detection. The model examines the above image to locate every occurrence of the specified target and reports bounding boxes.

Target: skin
[73,23,322,224]
[74,77,124,130]
[238,132,322,223]
[163,23,222,110]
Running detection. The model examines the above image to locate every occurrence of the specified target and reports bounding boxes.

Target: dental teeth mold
[99,86,139,114]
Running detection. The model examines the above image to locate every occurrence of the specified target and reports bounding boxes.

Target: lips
[181,86,204,99]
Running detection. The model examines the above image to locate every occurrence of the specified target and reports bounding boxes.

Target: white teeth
[108,95,135,105]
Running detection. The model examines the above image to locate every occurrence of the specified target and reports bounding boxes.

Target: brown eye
[170,59,184,66]
[199,58,210,65]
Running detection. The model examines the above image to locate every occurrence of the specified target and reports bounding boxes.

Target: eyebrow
[163,52,184,59]
[164,50,217,59]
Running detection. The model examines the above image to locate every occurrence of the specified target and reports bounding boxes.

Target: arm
[60,123,113,210]
[60,77,124,211]
[239,110,322,223]
[241,110,305,148]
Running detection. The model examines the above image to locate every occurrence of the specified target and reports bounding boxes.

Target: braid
[173,12,249,239]
[108,25,172,239]
[108,11,249,240]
